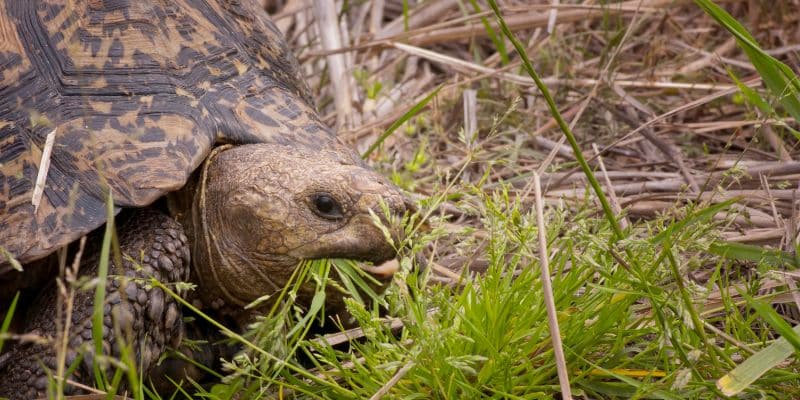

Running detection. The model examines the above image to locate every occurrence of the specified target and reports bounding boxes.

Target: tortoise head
[181,142,407,309]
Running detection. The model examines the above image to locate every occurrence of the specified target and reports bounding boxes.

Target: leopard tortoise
[0,0,407,397]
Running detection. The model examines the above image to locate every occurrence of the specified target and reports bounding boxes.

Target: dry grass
[270,0,798,271]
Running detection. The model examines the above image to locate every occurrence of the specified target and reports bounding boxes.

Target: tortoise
[0,0,407,397]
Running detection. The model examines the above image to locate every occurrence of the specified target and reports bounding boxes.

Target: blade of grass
[402,0,409,31]
[708,241,798,268]
[91,191,115,391]
[744,294,800,351]
[695,0,800,122]
[151,279,351,395]
[717,324,800,396]
[663,237,726,370]
[651,198,738,245]
[729,69,772,115]
[570,349,684,400]
[362,84,442,159]
[116,331,142,400]
[287,269,328,338]
[467,0,510,65]
[485,0,623,240]
[717,292,800,395]
[0,292,19,354]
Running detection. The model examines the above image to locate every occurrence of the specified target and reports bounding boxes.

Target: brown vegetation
[270,0,799,269]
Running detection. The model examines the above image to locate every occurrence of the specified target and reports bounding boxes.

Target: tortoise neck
[171,147,298,325]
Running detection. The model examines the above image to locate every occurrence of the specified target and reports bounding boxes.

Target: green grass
[199,190,799,399]
[0,293,18,355]
[28,186,800,398]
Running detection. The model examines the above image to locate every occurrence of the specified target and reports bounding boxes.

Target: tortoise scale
[0,0,406,397]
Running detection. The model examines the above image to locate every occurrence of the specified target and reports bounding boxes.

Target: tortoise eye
[311,193,343,220]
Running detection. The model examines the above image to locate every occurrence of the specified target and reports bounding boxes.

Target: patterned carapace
[0,0,339,267]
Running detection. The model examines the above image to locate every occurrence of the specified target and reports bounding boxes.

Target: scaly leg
[0,209,190,399]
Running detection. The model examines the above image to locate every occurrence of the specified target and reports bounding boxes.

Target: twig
[56,236,87,399]
[546,0,559,35]
[390,42,738,91]
[761,123,793,162]
[313,1,357,128]
[533,173,572,399]
[376,0,457,40]
[368,361,416,400]
[605,98,701,193]
[593,144,628,229]
[724,228,786,243]
[32,128,56,212]
[399,0,681,46]
[55,377,109,395]
[313,317,405,347]
[463,89,478,150]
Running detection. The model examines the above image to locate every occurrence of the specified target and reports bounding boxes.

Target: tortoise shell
[0,0,338,269]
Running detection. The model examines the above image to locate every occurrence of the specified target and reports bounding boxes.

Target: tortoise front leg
[0,210,190,399]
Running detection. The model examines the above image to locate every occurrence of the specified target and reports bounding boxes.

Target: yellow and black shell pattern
[0,0,337,269]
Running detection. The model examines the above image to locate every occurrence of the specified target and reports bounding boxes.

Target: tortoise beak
[354,195,424,281]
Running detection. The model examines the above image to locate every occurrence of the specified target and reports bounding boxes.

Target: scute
[0,0,337,270]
